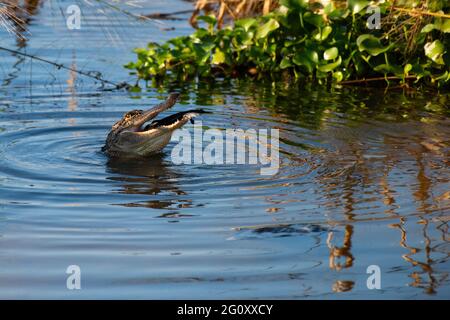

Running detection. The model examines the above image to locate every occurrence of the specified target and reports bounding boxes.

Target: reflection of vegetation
[327,225,354,271]
[144,77,449,132]
[127,0,449,87]
[390,217,448,295]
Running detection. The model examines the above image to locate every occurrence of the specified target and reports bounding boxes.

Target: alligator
[103,93,203,157]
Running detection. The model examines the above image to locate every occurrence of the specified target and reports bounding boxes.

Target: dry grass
[0,0,31,41]
[189,0,448,28]
[189,1,362,28]
[190,0,280,28]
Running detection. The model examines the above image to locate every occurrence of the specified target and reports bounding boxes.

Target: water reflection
[327,225,354,271]
[390,214,449,295]
[0,0,449,298]
[125,80,450,295]
[106,154,194,213]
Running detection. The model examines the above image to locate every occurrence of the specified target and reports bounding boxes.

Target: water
[0,0,449,299]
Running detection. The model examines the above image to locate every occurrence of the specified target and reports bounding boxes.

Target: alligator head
[103,93,204,157]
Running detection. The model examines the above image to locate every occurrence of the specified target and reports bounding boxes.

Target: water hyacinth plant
[125,0,450,87]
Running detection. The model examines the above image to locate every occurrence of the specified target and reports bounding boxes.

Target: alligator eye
[124,110,143,119]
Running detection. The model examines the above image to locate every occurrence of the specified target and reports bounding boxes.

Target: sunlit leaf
[424,40,445,64]
[212,49,226,64]
[256,19,280,39]
[439,18,450,33]
[280,56,292,69]
[348,0,370,14]
[235,18,257,32]
[318,56,342,72]
[421,24,436,33]
[324,47,338,60]
[333,71,344,82]
[314,26,332,41]
[357,34,393,56]
[197,15,217,27]
[404,63,412,74]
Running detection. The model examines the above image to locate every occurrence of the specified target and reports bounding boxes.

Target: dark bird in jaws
[103,93,205,157]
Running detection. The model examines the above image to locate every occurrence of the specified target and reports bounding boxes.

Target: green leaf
[421,19,450,33]
[410,63,431,80]
[318,56,342,72]
[404,63,412,74]
[324,47,338,60]
[373,63,403,76]
[235,18,257,32]
[421,24,437,33]
[211,49,226,64]
[333,71,344,82]
[284,36,307,47]
[280,0,309,10]
[348,0,370,14]
[439,19,450,33]
[433,71,449,82]
[424,40,445,64]
[280,56,292,69]
[124,62,136,69]
[314,26,333,41]
[234,30,255,47]
[328,8,350,20]
[256,19,280,39]
[293,49,319,72]
[197,15,217,27]
[303,12,325,28]
[356,34,392,56]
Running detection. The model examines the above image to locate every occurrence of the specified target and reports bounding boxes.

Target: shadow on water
[105,154,195,212]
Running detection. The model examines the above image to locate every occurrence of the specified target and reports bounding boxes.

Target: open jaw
[140,109,206,132]
[126,110,205,136]
[103,93,207,157]
[130,92,181,132]
[115,109,207,155]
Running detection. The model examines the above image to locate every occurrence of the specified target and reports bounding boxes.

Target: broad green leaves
[324,47,338,60]
[235,18,257,32]
[318,56,342,72]
[424,40,445,64]
[348,0,370,14]
[212,49,226,64]
[256,19,280,39]
[197,15,217,29]
[313,26,333,41]
[126,4,450,87]
[421,18,450,33]
[293,49,319,73]
[356,34,393,56]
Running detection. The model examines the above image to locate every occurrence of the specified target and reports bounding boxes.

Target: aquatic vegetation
[126,0,449,87]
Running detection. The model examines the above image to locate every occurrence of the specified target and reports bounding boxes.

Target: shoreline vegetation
[125,0,449,88]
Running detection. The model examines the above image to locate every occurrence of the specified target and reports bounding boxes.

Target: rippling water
[0,0,449,299]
